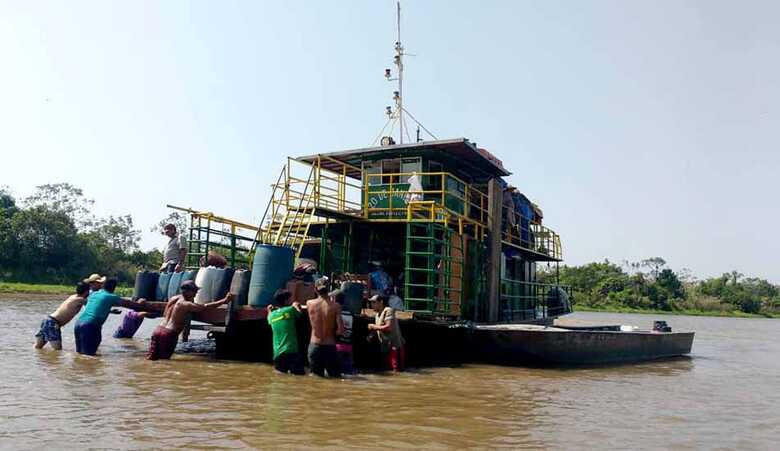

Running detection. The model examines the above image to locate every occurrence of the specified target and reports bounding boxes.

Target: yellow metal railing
[502,205,563,260]
[363,172,488,238]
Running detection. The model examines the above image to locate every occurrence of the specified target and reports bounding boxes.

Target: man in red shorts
[147,280,233,360]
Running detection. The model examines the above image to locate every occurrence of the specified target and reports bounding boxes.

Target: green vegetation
[0,183,162,286]
[0,282,132,297]
[539,258,780,318]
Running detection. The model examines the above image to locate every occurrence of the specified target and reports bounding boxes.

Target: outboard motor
[653,320,672,332]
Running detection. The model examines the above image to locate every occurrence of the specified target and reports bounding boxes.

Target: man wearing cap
[74,277,148,356]
[368,294,406,372]
[305,278,344,377]
[159,223,187,273]
[83,273,105,293]
[147,280,233,360]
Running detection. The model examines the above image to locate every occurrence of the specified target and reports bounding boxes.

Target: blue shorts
[74,320,102,355]
[35,316,62,343]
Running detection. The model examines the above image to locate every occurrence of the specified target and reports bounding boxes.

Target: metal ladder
[403,222,464,315]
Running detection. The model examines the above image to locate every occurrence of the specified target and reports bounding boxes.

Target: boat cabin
[232,137,571,324]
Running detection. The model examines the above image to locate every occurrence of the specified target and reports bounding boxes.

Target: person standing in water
[306,278,344,378]
[73,278,148,356]
[266,289,305,375]
[368,294,406,372]
[147,280,233,360]
[34,282,90,350]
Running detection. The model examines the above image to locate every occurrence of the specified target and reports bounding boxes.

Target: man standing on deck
[147,280,233,360]
[306,278,344,377]
[73,278,148,356]
[267,289,305,375]
[159,223,187,273]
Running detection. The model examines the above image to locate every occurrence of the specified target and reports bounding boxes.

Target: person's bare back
[161,291,234,332]
[307,296,342,345]
[50,294,87,326]
[161,295,197,332]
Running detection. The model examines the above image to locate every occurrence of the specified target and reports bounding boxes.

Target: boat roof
[295,138,511,179]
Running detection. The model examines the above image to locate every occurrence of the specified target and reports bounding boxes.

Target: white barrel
[194,267,219,304]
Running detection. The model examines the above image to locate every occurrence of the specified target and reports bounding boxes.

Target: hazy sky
[1,1,778,282]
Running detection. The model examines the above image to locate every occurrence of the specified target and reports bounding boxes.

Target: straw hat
[83,274,106,284]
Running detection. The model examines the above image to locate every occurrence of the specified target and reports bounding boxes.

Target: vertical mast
[374,0,436,146]
[395,1,404,144]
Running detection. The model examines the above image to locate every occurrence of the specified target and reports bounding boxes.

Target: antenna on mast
[373,1,438,146]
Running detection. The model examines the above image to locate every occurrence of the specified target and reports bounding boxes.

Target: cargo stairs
[251,156,363,258]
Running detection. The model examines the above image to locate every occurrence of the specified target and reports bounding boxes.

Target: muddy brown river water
[1,298,778,450]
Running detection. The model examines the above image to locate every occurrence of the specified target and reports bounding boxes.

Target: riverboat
[145,2,693,367]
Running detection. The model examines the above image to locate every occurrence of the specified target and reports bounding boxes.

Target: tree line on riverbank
[0,184,171,285]
[539,258,780,317]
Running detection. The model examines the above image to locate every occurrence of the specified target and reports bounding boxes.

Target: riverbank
[2,282,777,318]
[575,304,780,319]
[0,282,132,298]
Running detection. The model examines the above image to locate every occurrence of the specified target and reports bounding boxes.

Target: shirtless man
[305,278,344,377]
[34,282,90,350]
[147,280,233,360]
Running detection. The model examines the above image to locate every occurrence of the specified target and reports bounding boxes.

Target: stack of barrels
[132,244,294,308]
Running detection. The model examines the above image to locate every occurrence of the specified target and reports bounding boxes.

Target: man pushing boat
[34,282,90,350]
[74,278,148,356]
[147,280,233,360]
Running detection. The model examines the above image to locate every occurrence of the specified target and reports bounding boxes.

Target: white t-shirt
[162,235,187,265]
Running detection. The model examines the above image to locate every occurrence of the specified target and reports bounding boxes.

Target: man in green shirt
[266,289,305,375]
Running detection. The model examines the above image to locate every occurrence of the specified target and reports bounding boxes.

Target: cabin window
[399,157,422,183]
[363,161,382,185]
[381,159,401,184]
[426,160,443,191]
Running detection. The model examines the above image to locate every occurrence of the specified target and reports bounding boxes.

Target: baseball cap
[180,280,199,291]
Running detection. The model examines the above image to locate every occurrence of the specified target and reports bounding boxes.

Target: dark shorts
[113,311,145,339]
[273,352,305,375]
[74,320,102,356]
[35,316,62,343]
[147,326,179,360]
[336,343,354,375]
[307,343,341,378]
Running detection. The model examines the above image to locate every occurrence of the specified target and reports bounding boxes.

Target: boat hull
[472,325,695,365]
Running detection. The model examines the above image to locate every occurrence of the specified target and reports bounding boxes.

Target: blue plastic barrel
[156,272,172,301]
[167,271,184,300]
[212,267,235,302]
[133,271,159,301]
[230,270,251,306]
[247,245,294,307]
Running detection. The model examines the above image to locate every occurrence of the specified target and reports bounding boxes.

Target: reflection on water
[1,299,779,449]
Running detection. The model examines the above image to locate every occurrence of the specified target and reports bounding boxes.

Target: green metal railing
[319,223,353,275]
[403,223,463,315]
[499,279,573,321]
